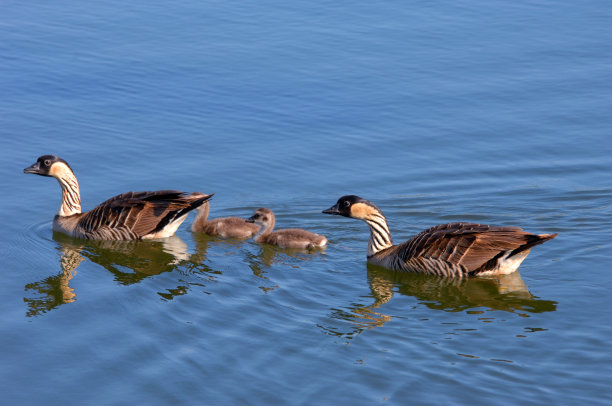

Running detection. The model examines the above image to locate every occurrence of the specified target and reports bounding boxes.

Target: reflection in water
[321,265,557,340]
[192,232,246,263]
[24,233,206,317]
[24,245,82,317]
[244,244,325,293]
[367,265,557,314]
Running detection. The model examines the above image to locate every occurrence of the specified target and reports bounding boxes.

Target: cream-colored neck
[54,169,81,216]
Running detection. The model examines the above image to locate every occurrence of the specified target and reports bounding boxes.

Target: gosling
[191,199,260,239]
[246,207,327,249]
[24,155,212,240]
[323,195,556,277]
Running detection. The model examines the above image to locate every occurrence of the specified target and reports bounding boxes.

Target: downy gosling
[24,155,212,240]
[191,199,260,239]
[246,208,327,249]
[323,195,556,277]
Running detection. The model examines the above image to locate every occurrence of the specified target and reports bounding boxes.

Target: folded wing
[395,222,556,275]
[76,190,211,239]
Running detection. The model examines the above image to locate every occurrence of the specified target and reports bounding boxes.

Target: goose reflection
[322,266,557,339]
[24,232,203,317]
[365,265,557,313]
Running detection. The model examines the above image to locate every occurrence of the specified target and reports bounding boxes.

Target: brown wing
[77,190,211,239]
[395,222,556,274]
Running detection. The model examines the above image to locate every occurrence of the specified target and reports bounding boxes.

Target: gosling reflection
[251,244,325,267]
[323,266,557,339]
[24,233,199,317]
[192,232,250,262]
[245,244,325,293]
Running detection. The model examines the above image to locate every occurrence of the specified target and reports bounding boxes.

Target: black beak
[23,162,41,175]
[246,215,256,223]
[322,204,341,215]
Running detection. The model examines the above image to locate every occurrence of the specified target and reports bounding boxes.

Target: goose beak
[23,161,41,175]
[322,204,341,215]
[245,215,256,223]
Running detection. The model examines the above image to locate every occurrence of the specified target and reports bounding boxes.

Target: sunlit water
[1,1,611,405]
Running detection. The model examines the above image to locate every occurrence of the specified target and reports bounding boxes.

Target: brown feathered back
[73,190,212,239]
[392,222,557,274]
[24,155,213,240]
[322,195,557,277]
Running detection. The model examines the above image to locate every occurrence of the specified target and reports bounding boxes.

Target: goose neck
[55,170,81,216]
[363,211,394,256]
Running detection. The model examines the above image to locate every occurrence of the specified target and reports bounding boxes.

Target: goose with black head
[323,195,556,277]
[24,155,212,240]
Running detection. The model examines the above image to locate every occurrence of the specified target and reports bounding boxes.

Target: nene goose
[191,199,260,239]
[322,195,556,277]
[24,155,212,240]
[246,208,327,249]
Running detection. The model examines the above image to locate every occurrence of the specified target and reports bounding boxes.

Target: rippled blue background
[2,1,611,405]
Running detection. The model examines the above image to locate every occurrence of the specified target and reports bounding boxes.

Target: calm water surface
[1,1,611,405]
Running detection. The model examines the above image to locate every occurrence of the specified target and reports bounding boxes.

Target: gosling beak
[245,215,256,223]
[23,161,41,175]
[322,204,341,215]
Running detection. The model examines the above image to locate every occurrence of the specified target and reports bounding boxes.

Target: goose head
[24,155,74,178]
[322,195,380,220]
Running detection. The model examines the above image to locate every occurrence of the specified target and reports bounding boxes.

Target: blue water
[1,1,611,405]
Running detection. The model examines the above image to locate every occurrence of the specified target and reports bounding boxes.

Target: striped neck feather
[55,171,82,216]
[363,211,393,256]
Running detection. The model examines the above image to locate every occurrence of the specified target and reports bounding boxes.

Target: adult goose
[24,155,212,240]
[246,208,327,249]
[191,198,260,239]
[322,195,556,277]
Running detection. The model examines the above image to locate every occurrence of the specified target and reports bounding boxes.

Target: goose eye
[343,200,351,208]
[44,159,51,166]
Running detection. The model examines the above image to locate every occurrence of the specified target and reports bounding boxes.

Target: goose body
[191,199,260,239]
[323,195,557,277]
[24,155,212,240]
[247,208,327,249]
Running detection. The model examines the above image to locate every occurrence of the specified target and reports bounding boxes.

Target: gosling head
[246,208,274,226]
[24,155,74,178]
[322,195,381,220]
